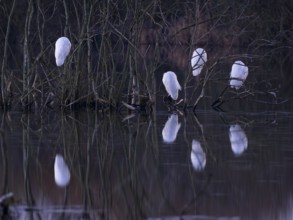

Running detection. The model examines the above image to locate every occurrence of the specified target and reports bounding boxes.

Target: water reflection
[162,114,181,143]
[54,154,71,188]
[229,124,248,156]
[190,139,206,171]
[1,110,293,219]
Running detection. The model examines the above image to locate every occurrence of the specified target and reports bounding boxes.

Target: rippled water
[1,108,293,220]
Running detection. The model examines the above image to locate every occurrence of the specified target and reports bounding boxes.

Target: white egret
[229,60,249,90]
[191,48,207,76]
[229,124,248,156]
[54,154,71,187]
[55,37,71,66]
[162,71,182,100]
[190,139,206,171]
[162,114,181,143]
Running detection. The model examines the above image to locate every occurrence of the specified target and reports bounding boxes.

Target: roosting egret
[229,124,248,156]
[162,114,181,143]
[55,37,71,66]
[212,60,249,109]
[230,60,248,90]
[190,139,206,171]
[54,154,71,187]
[191,48,207,76]
[162,71,182,100]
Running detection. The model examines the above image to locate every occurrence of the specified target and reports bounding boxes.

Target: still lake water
[0,16,291,217]
[1,107,293,220]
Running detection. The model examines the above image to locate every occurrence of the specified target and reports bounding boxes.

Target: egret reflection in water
[190,139,206,171]
[54,154,71,187]
[229,124,248,156]
[162,114,181,143]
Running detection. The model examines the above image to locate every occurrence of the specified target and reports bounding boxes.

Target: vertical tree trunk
[22,0,34,109]
[1,0,16,109]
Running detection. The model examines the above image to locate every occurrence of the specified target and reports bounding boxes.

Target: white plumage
[190,139,206,171]
[162,71,182,100]
[162,114,181,143]
[55,37,71,66]
[229,124,248,156]
[229,60,249,90]
[54,154,71,187]
[191,48,207,76]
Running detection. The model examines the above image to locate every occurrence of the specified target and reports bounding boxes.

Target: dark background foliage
[0,0,292,111]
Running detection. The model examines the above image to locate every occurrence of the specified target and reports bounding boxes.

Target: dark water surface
[1,108,293,220]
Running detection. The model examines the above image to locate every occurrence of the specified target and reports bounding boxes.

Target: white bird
[229,124,248,156]
[229,60,249,90]
[55,37,71,66]
[162,114,181,143]
[162,71,182,100]
[190,139,206,171]
[54,154,71,187]
[191,48,207,76]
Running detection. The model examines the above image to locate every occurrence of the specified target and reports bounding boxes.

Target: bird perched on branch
[191,48,207,76]
[212,60,249,109]
[230,60,249,90]
[55,37,71,66]
[162,71,182,100]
